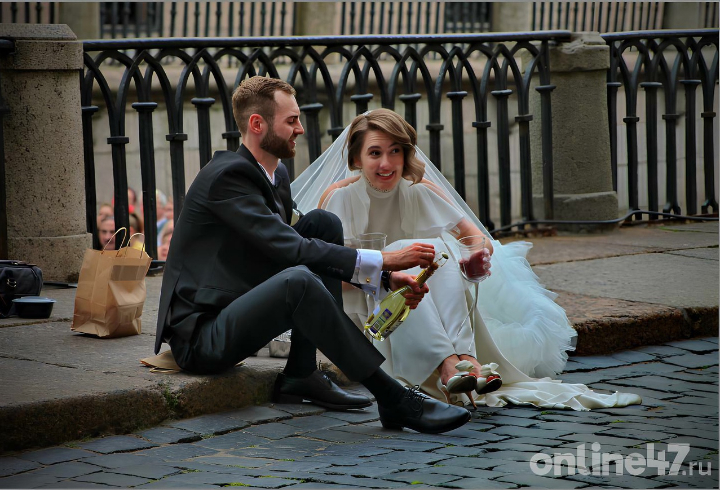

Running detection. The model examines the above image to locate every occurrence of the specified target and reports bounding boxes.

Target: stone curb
[2,306,716,454]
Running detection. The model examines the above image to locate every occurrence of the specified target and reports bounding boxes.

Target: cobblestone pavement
[1,337,717,489]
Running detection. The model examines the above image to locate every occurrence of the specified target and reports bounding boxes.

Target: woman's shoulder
[318,175,361,208]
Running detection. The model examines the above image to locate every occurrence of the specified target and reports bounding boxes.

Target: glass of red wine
[457,235,491,283]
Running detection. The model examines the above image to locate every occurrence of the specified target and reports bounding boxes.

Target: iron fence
[0,39,13,260]
[532,2,667,32]
[603,29,719,221]
[81,32,568,256]
[339,2,492,36]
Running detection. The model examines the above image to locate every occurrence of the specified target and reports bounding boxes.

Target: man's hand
[381,243,435,271]
[389,271,429,309]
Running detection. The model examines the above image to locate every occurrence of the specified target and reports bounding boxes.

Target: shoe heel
[273,393,304,404]
[380,419,403,430]
[465,391,477,410]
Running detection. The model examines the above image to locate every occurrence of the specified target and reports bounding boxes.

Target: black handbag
[0,260,43,318]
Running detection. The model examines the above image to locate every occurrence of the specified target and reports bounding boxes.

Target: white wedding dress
[291,123,641,411]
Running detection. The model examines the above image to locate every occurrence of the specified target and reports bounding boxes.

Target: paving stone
[393,431,508,446]
[483,450,544,463]
[609,350,658,364]
[303,429,371,444]
[254,437,330,454]
[222,476,301,488]
[105,463,180,480]
[164,412,250,435]
[31,461,102,479]
[282,483,357,489]
[442,477,519,488]
[425,465,500,479]
[0,457,41,477]
[161,470,251,485]
[663,436,719,451]
[488,461,540,473]
[320,444,392,459]
[78,435,156,454]
[137,426,201,444]
[662,353,720,369]
[482,415,539,427]
[135,443,218,462]
[321,409,379,424]
[489,426,573,439]
[373,439,444,452]
[38,481,118,488]
[433,446,486,457]
[242,422,306,439]
[558,434,649,448]
[367,450,445,465]
[194,431,269,451]
[281,416,349,431]
[81,453,164,469]
[636,345,697,357]
[598,427,675,442]
[482,443,552,453]
[434,457,501,470]
[559,372,615,385]
[652,471,719,488]
[495,472,587,488]
[665,427,720,441]
[466,422,497,432]
[0,473,61,488]
[17,447,95,465]
[135,481,219,488]
[673,395,719,407]
[310,473,406,488]
[534,422,612,435]
[232,405,294,425]
[331,424,393,437]
[271,404,326,417]
[505,437,578,447]
[195,455,275,468]
[566,472,667,488]
[664,339,719,353]
[382,470,461,485]
[315,463,411,479]
[567,356,630,370]
[73,471,152,487]
[265,460,332,473]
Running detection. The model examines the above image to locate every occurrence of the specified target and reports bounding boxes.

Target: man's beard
[260,124,295,159]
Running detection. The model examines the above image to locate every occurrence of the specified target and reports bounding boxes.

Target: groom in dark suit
[155,76,471,433]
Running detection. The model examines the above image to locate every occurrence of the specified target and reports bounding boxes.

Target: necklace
[363,173,392,193]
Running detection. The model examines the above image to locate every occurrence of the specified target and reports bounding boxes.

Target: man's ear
[248,114,265,135]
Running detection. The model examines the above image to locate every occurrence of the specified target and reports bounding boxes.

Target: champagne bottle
[364,252,448,341]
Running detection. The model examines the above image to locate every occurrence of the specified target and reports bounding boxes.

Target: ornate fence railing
[603,29,719,221]
[81,32,568,256]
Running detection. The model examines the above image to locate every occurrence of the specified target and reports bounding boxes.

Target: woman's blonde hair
[345,109,425,184]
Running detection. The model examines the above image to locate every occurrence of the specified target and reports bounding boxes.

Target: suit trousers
[169,209,385,381]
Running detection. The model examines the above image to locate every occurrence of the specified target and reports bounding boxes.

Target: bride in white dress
[292,109,641,410]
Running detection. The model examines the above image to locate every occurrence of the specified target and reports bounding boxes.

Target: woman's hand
[381,243,435,270]
[388,272,429,309]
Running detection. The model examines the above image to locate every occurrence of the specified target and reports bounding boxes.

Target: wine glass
[357,232,387,251]
[457,235,491,283]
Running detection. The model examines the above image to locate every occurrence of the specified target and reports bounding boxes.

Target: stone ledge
[557,290,719,355]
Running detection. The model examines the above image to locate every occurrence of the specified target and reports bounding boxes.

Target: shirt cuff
[353,249,383,296]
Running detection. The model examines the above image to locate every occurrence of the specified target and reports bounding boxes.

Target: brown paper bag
[72,230,151,338]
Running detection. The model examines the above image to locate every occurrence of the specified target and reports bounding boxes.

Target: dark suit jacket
[154,145,357,354]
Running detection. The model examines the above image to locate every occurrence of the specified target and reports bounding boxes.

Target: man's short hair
[232,77,296,134]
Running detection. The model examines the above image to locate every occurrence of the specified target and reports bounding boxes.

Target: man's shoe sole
[379,410,472,434]
[274,392,373,411]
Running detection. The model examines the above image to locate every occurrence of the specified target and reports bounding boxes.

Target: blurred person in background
[97,217,117,250]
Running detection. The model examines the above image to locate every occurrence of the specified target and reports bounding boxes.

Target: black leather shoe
[273,370,373,410]
[378,386,471,434]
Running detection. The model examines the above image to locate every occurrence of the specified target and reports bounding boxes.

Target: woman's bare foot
[438,354,462,386]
